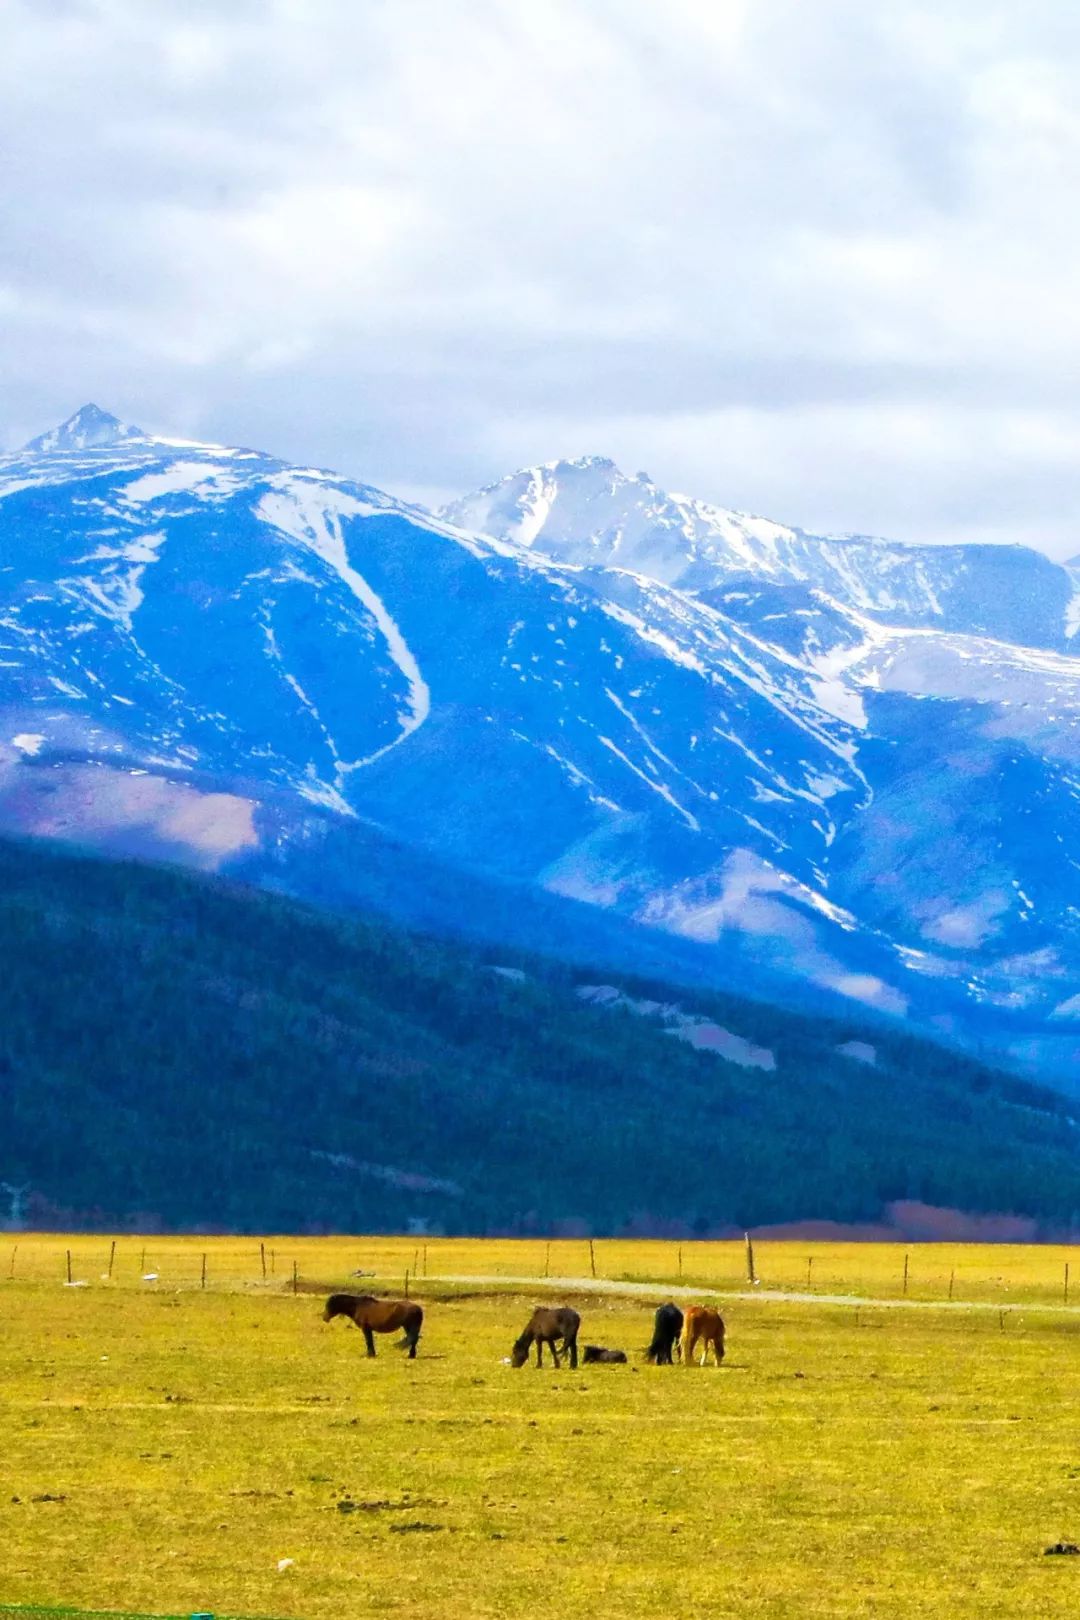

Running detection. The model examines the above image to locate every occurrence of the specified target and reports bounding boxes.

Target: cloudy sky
[4,0,1080,554]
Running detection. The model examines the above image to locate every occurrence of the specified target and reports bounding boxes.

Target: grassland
[5,1237,1080,1619]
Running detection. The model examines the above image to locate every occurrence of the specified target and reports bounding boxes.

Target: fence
[3,1234,1080,1308]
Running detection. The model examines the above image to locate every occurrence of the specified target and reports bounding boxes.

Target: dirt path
[426,1272,1077,1314]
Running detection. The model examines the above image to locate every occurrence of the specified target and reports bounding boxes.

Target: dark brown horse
[323,1293,423,1358]
[511,1306,580,1368]
[645,1302,684,1364]
[680,1304,725,1366]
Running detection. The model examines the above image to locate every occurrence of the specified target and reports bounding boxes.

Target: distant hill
[0,838,1077,1235]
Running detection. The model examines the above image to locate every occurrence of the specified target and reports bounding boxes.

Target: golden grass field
[5,1235,1080,1619]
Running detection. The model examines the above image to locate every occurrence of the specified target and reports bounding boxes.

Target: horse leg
[714,1334,725,1367]
[549,1337,562,1369]
[407,1323,419,1360]
[362,1324,376,1358]
[567,1332,578,1371]
[535,1338,543,1368]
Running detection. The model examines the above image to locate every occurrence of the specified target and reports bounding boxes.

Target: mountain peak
[558,454,620,473]
[23,403,146,454]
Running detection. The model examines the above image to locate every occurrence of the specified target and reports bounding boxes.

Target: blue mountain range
[3,405,1079,1083]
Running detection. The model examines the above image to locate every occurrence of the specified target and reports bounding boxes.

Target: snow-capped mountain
[443,457,1080,648]
[3,409,1080,1082]
[23,401,147,455]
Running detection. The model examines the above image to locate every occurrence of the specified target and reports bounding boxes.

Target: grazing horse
[582,1345,627,1364]
[511,1306,580,1368]
[645,1302,684,1364]
[680,1304,725,1366]
[322,1293,423,1359]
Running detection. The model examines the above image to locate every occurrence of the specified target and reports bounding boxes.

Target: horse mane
[512,1327,534,1355]
[325,1292,377,1315]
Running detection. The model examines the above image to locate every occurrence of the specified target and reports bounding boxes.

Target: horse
[645,1302,684,1364]
[582,1345,627,1364]
[680,1304,725,1366]
[510,1306,580,1368]
[322,1293,423,1359]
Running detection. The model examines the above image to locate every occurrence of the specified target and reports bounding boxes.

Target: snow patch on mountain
[121,462,241,504]
[576,983,777,1070]
[255,480,431,767]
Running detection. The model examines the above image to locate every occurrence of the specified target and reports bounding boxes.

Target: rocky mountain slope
[2,408,1080,1081]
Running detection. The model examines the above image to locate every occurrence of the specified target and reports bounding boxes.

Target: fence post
[292,1260,298,1296]
[423,1244,428,1277]
[107,1240,116,1280]
[745,1232,757,1286]
[902,1252,909,1297]
[948,1268,955,1301]
[588,1239,596,1279]
[544,1241,550,1278]
[260,1242,267,1282]
[806,1256,813,1289]
[9,1243,17,1280]
[404,1269,410,1299]
[678,1244,683,1279]
[271,1248,276,1276]
[66,1249,72,1285]
[201,1253,207,1290]
[140,1246,146,1275]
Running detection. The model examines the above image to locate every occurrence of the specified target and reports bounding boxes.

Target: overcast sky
[4,1,1080,554]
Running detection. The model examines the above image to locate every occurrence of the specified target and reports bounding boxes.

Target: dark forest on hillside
[1,839,1077,1234]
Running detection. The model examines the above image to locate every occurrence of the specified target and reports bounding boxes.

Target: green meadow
[4,1237,1080,1619]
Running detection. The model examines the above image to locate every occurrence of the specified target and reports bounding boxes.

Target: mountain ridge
[2,408,1080,1083]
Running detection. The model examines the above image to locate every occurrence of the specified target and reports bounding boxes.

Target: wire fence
[3,1234,1080,1307]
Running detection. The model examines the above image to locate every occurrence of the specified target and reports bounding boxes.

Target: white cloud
[3,0,1080,555]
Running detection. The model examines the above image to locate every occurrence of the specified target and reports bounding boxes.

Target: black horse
[645,1302,684,1364]
[582,1345,627,1364]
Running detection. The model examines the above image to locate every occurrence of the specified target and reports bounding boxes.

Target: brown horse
[322,1293,423,1358]
[511,1306,580,1368]
[680,1305,725,1366]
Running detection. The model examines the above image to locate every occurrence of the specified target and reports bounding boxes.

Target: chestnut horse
[322,1293,423,1358]
[680,1305,725,1366]
[510,1306,580,1368]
